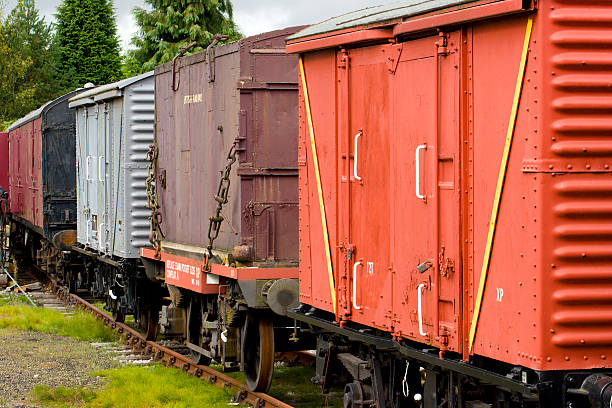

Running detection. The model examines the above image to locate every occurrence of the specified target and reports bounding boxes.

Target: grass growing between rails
[0,294,118,342]
[31,364,235,408]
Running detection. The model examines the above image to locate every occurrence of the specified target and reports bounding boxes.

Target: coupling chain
[146,142,164,258]
[205,142,238,271]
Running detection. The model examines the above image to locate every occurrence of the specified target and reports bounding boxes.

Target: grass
[32,385,96,407]
[220,364,343,407]
[1,294,340,407]
[0,294,118,342]
[31,364,235,408]
[0,293,30,307]
[30,364,341,408]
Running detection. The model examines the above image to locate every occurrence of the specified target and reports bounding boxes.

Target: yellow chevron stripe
[299,57,337,315]
[469,16,534,352]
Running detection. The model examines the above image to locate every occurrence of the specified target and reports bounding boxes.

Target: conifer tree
[0,1,43,122]
[2,0,69,118]
[55,0,121,86]
[130,0,241,73]
[0,18,31,127]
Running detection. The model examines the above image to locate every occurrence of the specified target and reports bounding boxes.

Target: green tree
[0,7,33,124]
[130,0,241,73]
[0,0,60,122]
[55,0,121,86]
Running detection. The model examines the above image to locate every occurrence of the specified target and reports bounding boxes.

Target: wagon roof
[7,89,84,132]
[68,71,153,107]
[287,0,479,41]
[155,26,303,75]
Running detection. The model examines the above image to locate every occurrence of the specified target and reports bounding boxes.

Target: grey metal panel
[73,73,154,259]
[120,78,154,258]
[287,0,479,40]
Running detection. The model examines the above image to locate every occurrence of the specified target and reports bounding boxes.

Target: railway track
[43,279,294,408]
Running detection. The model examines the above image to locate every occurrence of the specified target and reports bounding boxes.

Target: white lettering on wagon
[165,259,201,288]
[184,93,203,104]
[496,287,504,302]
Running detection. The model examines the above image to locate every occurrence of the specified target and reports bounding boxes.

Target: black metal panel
[41,91,80,240]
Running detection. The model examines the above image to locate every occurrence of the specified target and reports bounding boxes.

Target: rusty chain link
[205,142,238,271]
[146,142,164,258]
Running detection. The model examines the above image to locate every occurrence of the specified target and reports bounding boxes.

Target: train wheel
[242,312,274,392]
[187,296,211,365]
[344,382,374,408]
[139,308,159,341]
[68,270,77,293]
[112,310,125,323]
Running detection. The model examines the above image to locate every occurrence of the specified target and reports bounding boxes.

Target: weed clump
[0,302,117,342]
[32,384,96,406]
[31,364,235,408]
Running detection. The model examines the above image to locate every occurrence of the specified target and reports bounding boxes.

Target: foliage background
[0,0,239,129]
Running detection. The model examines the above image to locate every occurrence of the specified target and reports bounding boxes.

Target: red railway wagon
[287,0,612,406]
[7,91,80,241]
[0,132,7,193]
[140,27,309,392]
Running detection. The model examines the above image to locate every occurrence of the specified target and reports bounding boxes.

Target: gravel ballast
[0,329,119,407]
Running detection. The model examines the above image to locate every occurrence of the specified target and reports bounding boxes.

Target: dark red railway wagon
[288,0,612,406]
[141,28,305,391]
[0,132,7,193]
[7,91,80,241]
[142,28,302,290]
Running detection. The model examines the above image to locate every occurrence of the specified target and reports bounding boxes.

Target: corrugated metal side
[0,133,8,193]
[538,0,612,370]
[74,75,154,259]
[120,76,154,258]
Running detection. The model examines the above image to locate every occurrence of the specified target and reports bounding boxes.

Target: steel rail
[47,281,293,408]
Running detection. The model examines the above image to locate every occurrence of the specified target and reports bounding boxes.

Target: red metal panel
[8,118,43,230]
[392,0,528,37]
[337,44,393,331]
[285,29,393,54]
[141,248,220,294]
[298,49,339,314]
[537,0,612,370]
[140,248,296,290]
[466,15,536,365]
[296,0,612,375]
[0,133,8,194]
[298,34,464,348]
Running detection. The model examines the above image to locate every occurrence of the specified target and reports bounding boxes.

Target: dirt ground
[0,329,117,408]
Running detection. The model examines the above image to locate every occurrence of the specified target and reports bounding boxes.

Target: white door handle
[415,144,427,200]
[417,283,427,336]
[86,220,91,245]
[98,156,105,182]
[353,261,362,310]
[86,156,92,181]
[98,222,105,251]
[354,131,362,181]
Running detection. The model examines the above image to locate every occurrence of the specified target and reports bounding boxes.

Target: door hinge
[386,43,404,75]
[435,31,448,56]
[338,49,350,69]
[439,246,455,277]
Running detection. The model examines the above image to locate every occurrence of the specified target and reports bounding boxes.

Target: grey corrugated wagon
[69,72,163,337]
